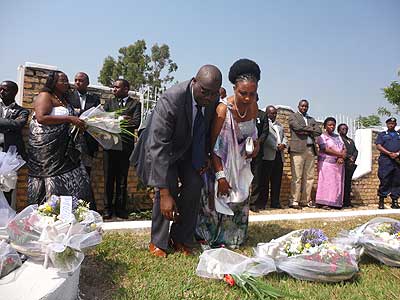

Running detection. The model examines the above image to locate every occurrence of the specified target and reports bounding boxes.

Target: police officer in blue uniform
[376,117,400,209]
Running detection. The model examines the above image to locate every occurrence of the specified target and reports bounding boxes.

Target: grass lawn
[80,215,400,300]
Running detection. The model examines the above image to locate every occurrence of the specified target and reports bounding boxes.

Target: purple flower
[301,229,328,247]
[392,222,400,235]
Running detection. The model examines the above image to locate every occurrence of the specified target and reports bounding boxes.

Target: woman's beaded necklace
[233,95,248,119]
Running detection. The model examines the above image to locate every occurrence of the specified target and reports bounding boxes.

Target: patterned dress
[196,101,257,248]
[27,105,91,205]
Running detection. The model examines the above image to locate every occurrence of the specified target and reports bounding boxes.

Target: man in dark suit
[132,65,222,257]
[70,72,100,174]
[249,105,269,212]
[288,99,322,209]
[0,81,29,204]
[103,79,141,219]
[69,72,100,210]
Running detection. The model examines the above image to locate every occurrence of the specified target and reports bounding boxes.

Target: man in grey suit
[250,106,287,210]
[288,99,322,209]
[132,65,222,258]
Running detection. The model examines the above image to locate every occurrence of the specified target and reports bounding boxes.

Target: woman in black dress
[338,123,358,208]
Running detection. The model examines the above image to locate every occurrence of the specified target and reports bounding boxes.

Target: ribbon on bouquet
[40,221,102,273]
[0,172,18,193]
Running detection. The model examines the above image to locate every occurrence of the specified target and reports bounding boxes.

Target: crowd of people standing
[0,58,399,256]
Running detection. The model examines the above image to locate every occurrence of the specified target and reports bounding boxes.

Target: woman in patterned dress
[27,71,91,205]
[196,59,260,248]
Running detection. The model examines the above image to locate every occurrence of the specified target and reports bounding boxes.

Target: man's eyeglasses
[197,82,219,98]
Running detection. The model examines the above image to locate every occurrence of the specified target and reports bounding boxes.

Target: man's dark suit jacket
[255,109,269,154]
[132,80,217,189]
[0,102,29,160]
[104,96,141,154]
[69,90,100,156]
[288,112,322,155]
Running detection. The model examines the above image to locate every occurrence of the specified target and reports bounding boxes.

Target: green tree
[378,70,400,116]
[147,43,178,93]
[357,114,382,128]
[98,40,178,92]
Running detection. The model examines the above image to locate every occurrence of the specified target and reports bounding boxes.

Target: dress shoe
[391,198,400,209]
[378,196,385,209]
[250,206,260,213]
[170,239,194,256]
[320,205,331,210]
[270,205,282,209]
[103,210,113,220]
[289,205,302,210]
[307,203,317,208]
[149,243,167,258]
[116,210,129,219]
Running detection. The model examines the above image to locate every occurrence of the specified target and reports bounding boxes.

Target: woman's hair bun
[228,58,261,84]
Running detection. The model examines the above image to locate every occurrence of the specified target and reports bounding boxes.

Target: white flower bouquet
[255,229,359,282]
[0,146,26,229]
[335,217,400,267]
[72,105,135,150]
[5,195,103,273]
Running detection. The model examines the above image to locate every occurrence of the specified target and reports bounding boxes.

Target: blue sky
[1,0,399,119]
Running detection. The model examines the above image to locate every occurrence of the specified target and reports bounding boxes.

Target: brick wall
[16,66,150,211]
[15,65,380,211]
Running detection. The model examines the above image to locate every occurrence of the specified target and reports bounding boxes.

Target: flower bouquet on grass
[0,240,22,279]
[335,217,400,267]
[72,104,135,150]
[255,229,359,282]
[196,248,290,299]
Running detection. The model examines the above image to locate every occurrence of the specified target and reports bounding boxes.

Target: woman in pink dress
[316,117,346,209]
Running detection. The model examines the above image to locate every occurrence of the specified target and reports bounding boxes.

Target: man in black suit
[0,81,29,204]
[70,72,100,174]
[103,79,141,219]
[249,104,269,212]
[132,65,222,257]
[69,72,100,210]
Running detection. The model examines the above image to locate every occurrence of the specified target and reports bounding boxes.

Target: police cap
[386,117,397,123]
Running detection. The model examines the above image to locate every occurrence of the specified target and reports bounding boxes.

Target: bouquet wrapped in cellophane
[4,195,103,273]
[72,104,135,150]
[0,240,22,279]
[255,229,359,282]
[334,217,400,267]
[196,248,292,299]
[0,146,26,231]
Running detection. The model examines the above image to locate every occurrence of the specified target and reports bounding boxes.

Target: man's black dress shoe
[116,210,129,219]
[103,210,113,220]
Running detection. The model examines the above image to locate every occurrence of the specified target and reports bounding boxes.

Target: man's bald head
[192,64,222,107]
[195,65,222,89]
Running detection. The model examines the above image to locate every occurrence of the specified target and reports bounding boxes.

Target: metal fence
[316,114,361,139]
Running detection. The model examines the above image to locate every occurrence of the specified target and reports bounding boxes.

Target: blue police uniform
[375,130,400,204]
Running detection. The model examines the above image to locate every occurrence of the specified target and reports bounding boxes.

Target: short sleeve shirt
[375,131,400,153]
